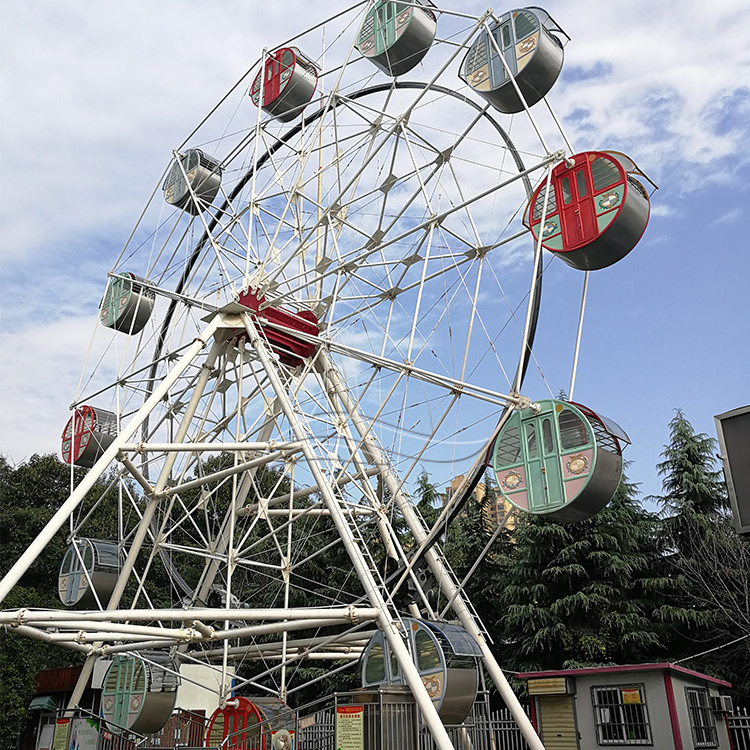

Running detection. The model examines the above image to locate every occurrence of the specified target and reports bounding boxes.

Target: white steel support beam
[0,316,222,604]
[65,327,226,710]
[241,312,459,750]
[319,351,546,750]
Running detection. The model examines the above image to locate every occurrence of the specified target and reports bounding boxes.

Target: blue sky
[1,0,748,505]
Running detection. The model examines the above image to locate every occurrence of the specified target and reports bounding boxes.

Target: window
[591,157,621,192]
[514,11,537,39]
[576,169,588,198]
[415,630,441,671]
[685,688,719,748]
[502,23,511,47]
[560,176,572,205]
[542,418,554,454]
[526,423,537,458]
[558,409,589,450]
[592,685,652,745]
[365,641,385,682]
[531,183,557,221]
[496,424,521,465]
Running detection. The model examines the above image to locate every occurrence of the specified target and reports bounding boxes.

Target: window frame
[591,684,652,746]
[685,687,719,749]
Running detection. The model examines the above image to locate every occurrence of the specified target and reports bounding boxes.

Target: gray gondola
[250,47,319,123]
[461,7,566,114]
[492,399,630,522]
[100,273,155,334]
[355,0,437,77]
[58,538,121,608]
[162,149,222,215]
[360,618,481,724]
[61,405,117,468]
[100,652,179,734]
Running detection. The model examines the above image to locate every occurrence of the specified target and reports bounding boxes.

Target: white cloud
[1,0,749,504]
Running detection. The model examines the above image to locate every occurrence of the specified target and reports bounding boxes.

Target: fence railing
[214,689,530,750]
[56,694,750,750]
[419,701,530,750]
[730,706,750,750]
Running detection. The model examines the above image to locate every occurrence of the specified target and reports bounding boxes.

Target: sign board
[68,718,99,750]
[52,719,70,750]
[715,405,750,537]
[37,723,54,750]
[621,688,642,704]
[299,715,316,730]
[528,677,570,695]
[336,705,364,750]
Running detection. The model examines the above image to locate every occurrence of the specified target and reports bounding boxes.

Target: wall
[175,664,234,717]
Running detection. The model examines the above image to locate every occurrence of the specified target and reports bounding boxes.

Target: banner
[336,705,364,750]
[68,717,100,750]
[52,719,70,750]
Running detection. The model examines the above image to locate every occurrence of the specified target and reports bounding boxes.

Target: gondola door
[260,52,283,108]
[111,657,135,727]
[524,414,564,513]
[490,19,515,85]
[558,160,597,250]
[376,1,396,55]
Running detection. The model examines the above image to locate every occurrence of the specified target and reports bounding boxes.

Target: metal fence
[419,702,530,750]
[51,693,534,750]
[730,707,750,750]
[46,694,750,750]
[229,689,531,750]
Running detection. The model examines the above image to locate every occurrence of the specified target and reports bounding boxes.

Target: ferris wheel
[1,4,653,749]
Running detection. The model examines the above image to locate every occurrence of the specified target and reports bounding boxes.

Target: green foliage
[415,468,442,528]
[653,409,727,519]
[0,587,79,750]
[0,454,113,744]
[648,410,748,705]
[492,470,667,672]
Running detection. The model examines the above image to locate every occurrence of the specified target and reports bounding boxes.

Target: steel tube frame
[242,312,458,750]
[0,317,221,604]
[320,351,546,750]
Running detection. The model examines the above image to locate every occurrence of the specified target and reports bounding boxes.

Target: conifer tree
[652,409,727,554]
[650,410,748,704]
[493,470,667,672]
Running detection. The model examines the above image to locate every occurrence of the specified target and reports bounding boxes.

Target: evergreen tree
[0,454,111,749]
[650,410,748,705]
[494,470,667,672]
[652,409,727,553]
[415,468,442,528]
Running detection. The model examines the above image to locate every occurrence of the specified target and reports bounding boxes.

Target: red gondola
[238,289,319,367]
[205,697,294,750]
[61,405,117,468]
[250,47,318,122]
[524,151,653,271]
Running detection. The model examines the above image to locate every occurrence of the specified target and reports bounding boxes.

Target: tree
[0,454,101,749]
[650,410,749,705]
[652,409,727,553]
[493,470,668,673]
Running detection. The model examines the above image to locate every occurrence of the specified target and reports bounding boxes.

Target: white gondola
[250,47,318,122]
[61,405,117,468]
[360,618,481,724]
[461,7,566,113]
[58,538,121,608]
[162,149,222,214]
[355,0,437,77]
[101,653,179,734]
[99,272,155,334]
[492,399,630,522]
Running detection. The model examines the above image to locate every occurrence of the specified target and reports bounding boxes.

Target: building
[445,474,517,531]
[515,663,734,750]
